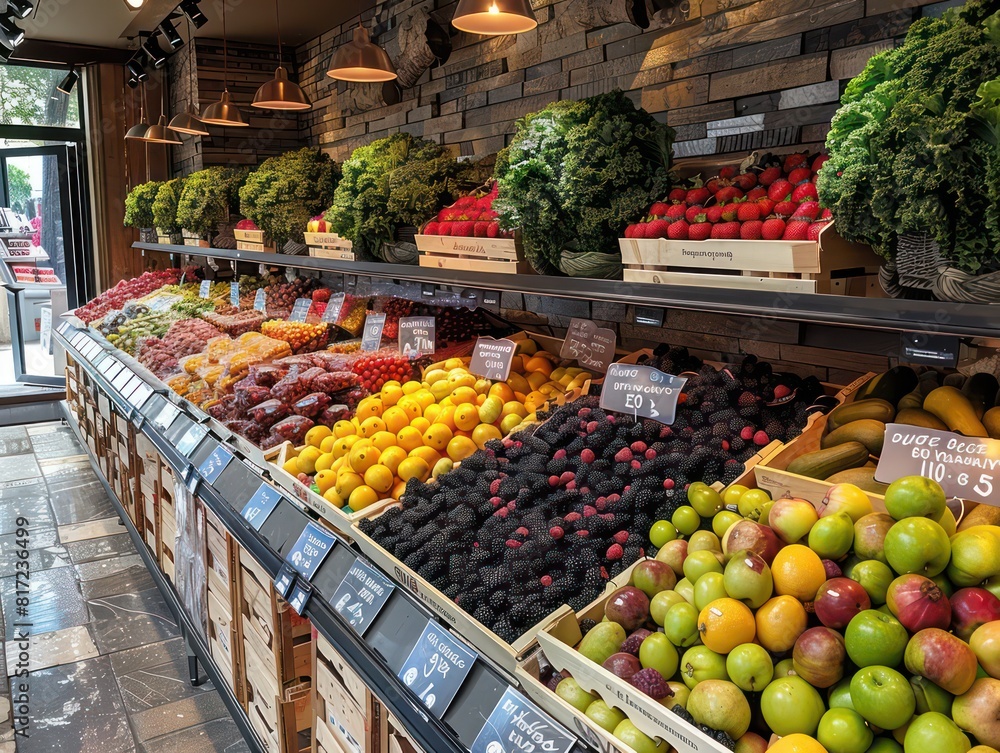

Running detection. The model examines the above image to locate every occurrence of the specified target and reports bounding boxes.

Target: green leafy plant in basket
[239,148,340,248]
[493,89,674,278]
[176,166,249,238]
[124,180,161,229]
[152,177,186,234]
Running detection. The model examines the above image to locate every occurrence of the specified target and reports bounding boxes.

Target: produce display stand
[54,320,594,753]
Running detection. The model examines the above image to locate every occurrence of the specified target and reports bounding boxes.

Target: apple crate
[753,373,888,510]
[305,232,355,261]
[619,223,884,296]
[415,230,532,275]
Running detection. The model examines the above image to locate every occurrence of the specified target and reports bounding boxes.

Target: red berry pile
[351,349,416,392]
[625,154,832,243]
[76,269,181,323]
[422,183,513,239]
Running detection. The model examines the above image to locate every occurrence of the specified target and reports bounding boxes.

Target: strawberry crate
[415,230,531,275]
[619,223,883,295]
[304,232,355,261]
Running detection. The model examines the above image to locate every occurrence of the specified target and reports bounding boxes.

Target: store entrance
[0,144,88,389]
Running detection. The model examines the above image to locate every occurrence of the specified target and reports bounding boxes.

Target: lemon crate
[415,231,532,275]
[619,223,883,295]
[304,232,355,261]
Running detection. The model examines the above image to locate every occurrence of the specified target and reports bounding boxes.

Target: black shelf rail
[135,240,1000,339]
[54,325,474,753]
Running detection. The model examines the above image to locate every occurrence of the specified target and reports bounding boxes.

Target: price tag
[398,316,435,359]
[289,298,312,322]
[560,318,617,373]
[129,383,154,410]
[198,445,234,485]
[230,282,240,307]
[600,363,687,425]
[253,288,266,312]
[875,424,1000,503]
[274,563,296,598]
[398,620,477,717]
[470,337,518,381]
[361,314,386,352]
[199,279,212,299]
[176,423,209,457]
[634,306,664,327]
[152,402,181,432]
[330,559,395,636]
[321,292,345,324]
[288,580,312,615]
[481,290,500,310]
[285,521,337,580]
[241,484,283,530]
[185,467,201,496]
[472,687,576,753]
[421,283,436,299]
[112,369,133,392]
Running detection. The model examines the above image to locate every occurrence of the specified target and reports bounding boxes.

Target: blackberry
[473,605,496,626]
[579,618,597,636]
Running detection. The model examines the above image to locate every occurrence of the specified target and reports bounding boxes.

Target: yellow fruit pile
[280,345,594,514]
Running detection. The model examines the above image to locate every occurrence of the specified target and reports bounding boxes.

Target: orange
[434,405,457,431]
[322,487,344,509]
[453,404,480,432]
[333,420,356,438]
[698,598,755,654]
[332,435,360,459]
[358,416,387,438]
[767,735,828,753]
[396,396,422,421]
[380,381,403,406]
[381,406,409,434]
[408,446,440,467]
[409,417,430,435]
[506,372,530,394]
[391,480,407,500]
[447,436,478,462]
[755,596,808,653]
[501,401,528,420]
[472,423,502,449]
[370,430,398,453]
[423,424,453,451]
[423,403,442,425]
[364,464,394,494]
[451,386,478,405]
[335,471,364,499]
[314,470,337,494]
[348,444,381,475]
[355,397,383,420]
[771,544,827,602]
[378,446,407,476]
[489,382,515,403]
[397,457,430,483]
[319,435,338,454]
[296,447,322,475]
[349,485,379,511]
[314,452,335,473]
[524,356,553,377]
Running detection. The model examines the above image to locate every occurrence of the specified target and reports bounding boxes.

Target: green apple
[760,676,826,736]
[556,677,597,712]
[724,549,773,609]
[694,572,728,610]
[675,578,696,605]
[664,681,689,710]
[902,711,970,753]
[738,489,772,521]
[866,738,903,753]
[723,484,749,509]
[639,632,679,679]
[683,550,724,584]
[809,511,856,560]
[844,610,908,668]
[828,678,855,710]
[910,675,954,715]
[948,527,1000,587]
[688,530,722,553]
[883,517,951,577]
[585,700,626,733]
[726,643,773,692]
[614,720,666,753]
[672,506,701,536]
[884,475,946,521]
[650,520,678,548]
[713,510,743,539]
[663,602,700,647]
[680,646,728,689]
[846,559,894,605]
[689,482,725,517]
[774,658,797,678]
[820,483,874,522]
[650,590,686,626]
[818,708,874,753]
[850,665,915,731]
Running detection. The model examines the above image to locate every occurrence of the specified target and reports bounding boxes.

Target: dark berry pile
[359,349,822,644]
[670,705,737,751]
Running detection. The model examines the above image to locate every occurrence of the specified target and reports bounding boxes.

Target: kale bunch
[151,177,186,233]
[176,166,248,237]
[124,180,161,229]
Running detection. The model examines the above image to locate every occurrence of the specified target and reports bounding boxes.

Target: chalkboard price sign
[397,620,477,717]
[560,318,616,373]
[398,316,435,359]
[600,363,687,425]
[470,337,517,381]
[361,314,386,352]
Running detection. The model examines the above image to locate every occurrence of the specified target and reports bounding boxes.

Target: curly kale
[152,178,185,234]
[124,180,161,229]
[493,90,673,277]
[177,166,248,237]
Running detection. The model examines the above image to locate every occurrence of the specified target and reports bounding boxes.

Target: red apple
[768,497,819,544]
[722,519,782,565]
[814,577,871,629]
[793,627,846,688]
[886,574,952,632]
[904,628,979,695]
[655,539,688,576]
[953,678,1000,749]
[605,586,651,632]
[950,588,1000,641]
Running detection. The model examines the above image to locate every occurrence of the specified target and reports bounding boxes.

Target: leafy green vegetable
[239,148,339,247]
[152,178,186,233]
[493,90,673,276]
[325,133,469,260]
[176,167,248,237]
[124,180,161,229]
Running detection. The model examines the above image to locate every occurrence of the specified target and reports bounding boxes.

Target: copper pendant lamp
[452,0,537,35]
[169,15,210,135]
[326,24,397,83]
[125,82,152,140]
[253,0,310,110]
[145,114,183,144]
[200,0,248,126]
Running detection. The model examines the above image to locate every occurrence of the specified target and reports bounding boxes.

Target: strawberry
[812,154,829,173]
[454,196,476,209]
[787,167,812,185]
[650,202,671,217]
[740,220,763,240]
[666,204,688,222]
[423,221,440,235]
[782,220,810,240]
[455,220,477,236]
[820,208,833,220]
[783,153,808,172]
[668,189,688,204]
[719,166,738,180]
[793,201,820,221]
[733,172,758,191]
[646,219,671,239]
[756,198,776,217]
[737,203,761,222]
[624,224,636,238]
[685,206,707,224]
[686,187,711,206]
[808,220,830,241]
[711,221,741,239]
[768,180,792,202]
[486,222,501,238]
[706,205,725,224]
[667,220,689,240]
[792,183,819,203]
[474,221,491,237]
[706,178,721,194]
[721,204,739,222]
[775,200,797,218]
[747,187,768,202]
[689,222,712,241]
[715,186,744,204]
[438,223,453,236]
[758,166,783,186]
[762,218,786,240]
[630,223,648,239]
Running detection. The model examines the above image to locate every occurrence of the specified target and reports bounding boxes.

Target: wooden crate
[416,233,531,275]
[208,587,238,688]
[754,372,887,509]
[620,223,884,295]
[314,632,379,753]
[378,710,424,753]
[305,232,355,261]
[160,502,177,584]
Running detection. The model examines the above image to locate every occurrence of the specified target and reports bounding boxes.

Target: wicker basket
[882,233,1000,304]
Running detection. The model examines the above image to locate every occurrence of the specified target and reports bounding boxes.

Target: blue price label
[198,445,234,485]
[230,282,240,307]
[289,298,312,323]
[398,620,477,717]
[241,484,282,530]
[199,279,212,298]
[254,288,266,312]
[331,559,394,636]
[472,687,576,753]
[288,580,312,615]
[285,522,337,580]
[274,563,296,598]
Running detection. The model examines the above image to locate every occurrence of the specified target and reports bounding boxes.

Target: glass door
[0,144,87,387]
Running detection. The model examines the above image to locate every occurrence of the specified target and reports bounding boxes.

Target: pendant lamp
[200,0,247,126]
[452,0,537,35]
[169,16,210,135]
[125,83,151,140]
[145,114,183,144]
[253,0,310,110]
[326,24,397,83]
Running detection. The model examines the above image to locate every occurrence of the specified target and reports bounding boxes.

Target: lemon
[434,405,457,431]
[450,386,478,405]
[320,435,338,454]
[282,457,299,475]
[348,444,381,475]
[506,372,530,394]
[349,485,379,511]
[447,436,478,462]
[314,469,337,494]
[356,397,383,420]
[472,423,502,449]
[333,420,356,438]
[412,389,436,411]
[423,403,442,424]
[332,435,360,459]
[479,395,503,425]
[409,417,430,434]
[397,457,430,483]
[432,457,454,480]
[423,368,448,385]
[396,396,422,421]
[314,452,335,473]
[401,380,422,395]
[453,403,480,432]
[364,464,394,494]
[381,406,409,434]
[335,471,364,499]
[370,430,398,453]
[358,416,387,438]
[322,487,344,508]
[500,414,523,435]
[295,446,322,475]
[395,426,424,453]
[304,425,333,448]
[422,424,453,451]
[391,480,407,500]
[378,446,407,476]
[429,381,452,402]
[380,382,403,407]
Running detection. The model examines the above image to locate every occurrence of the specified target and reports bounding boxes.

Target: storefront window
[0,62,81,129]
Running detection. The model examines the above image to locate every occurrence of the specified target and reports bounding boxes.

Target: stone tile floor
[0,422,249,753]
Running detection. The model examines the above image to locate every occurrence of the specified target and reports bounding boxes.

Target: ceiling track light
[57,66,79,95]
[179,0,207,29]
[126,76,139,89]
[0,14,25,48]
[122,0,144,9]
[7,0,33,20]
[126,57,148,82]
[253,0,311,110]
[326,24,397,83]
[141,34,168,68]
[452,0,538,35]
[158,18,183,50]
